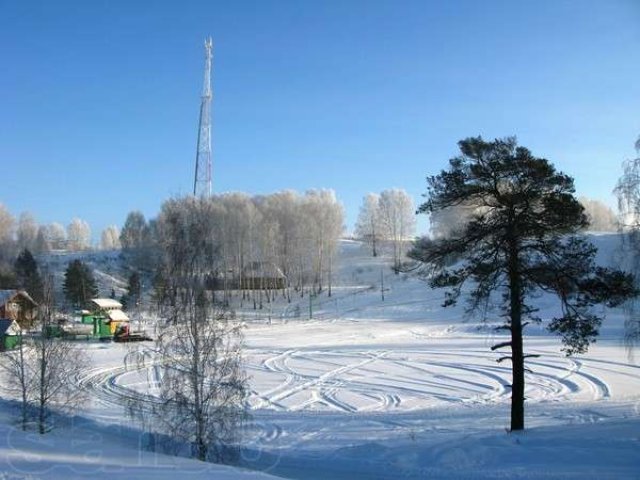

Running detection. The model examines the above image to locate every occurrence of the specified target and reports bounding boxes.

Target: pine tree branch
[496,356,512,363]
[491,341,512,351]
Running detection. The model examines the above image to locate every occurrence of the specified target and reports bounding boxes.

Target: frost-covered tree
[34,225,51,254]
[48,223,67,250]
[302,190,344,295]
[150,192,344,309]
[255,190,308,300]
[615,136,640,230]
[0,204,17,286]
[613,135,640,350]
[120,211,156,271]
[120,211,150,251]
[355,193,381,257]
[140,196,247,461]
[221,193,261,305]
[410,136,636,431]
[100,225,121,250]
[67,218,91,251]
[1,275,87,433]
[578,197,617,232]
[378,188,416,272]
[17,212,38,252]
[149,297,246,462]
[0,203,15,245]
[33,276,87,433]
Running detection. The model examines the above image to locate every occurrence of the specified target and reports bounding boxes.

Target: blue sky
[1,0,639,239]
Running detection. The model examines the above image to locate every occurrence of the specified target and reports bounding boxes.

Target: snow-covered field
[2,236,639,479]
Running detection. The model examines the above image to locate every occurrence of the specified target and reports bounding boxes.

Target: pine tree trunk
[508,236,525,431]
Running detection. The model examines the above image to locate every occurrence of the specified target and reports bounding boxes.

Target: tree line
[122,190,345,307]
[0,207,125,257]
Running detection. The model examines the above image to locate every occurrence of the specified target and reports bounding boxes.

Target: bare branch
[491,341,512,351]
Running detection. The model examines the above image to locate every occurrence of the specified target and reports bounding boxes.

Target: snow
[91,298,124,310]
[0,407,280,479]
[3,234,640,478]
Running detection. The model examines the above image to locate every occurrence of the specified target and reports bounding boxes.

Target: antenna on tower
[193,37,213,197]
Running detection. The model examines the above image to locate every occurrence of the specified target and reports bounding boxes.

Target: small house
[90,298,129,334]
[208,262,287,291]
[240,262,287,290]
[0,318,21,351]
[0,290,38,329]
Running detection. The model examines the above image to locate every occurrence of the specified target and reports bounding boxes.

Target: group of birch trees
[0,204,106,253]
[151,190,344,306]
[355,189,416,271]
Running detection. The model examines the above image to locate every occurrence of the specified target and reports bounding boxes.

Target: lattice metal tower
[193,37,213,196]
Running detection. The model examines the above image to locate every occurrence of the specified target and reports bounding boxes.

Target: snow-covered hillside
[0,402,280,480]
[3,235,639,479]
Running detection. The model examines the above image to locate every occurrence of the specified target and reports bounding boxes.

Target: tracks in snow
[76,346,637,422]
[244,347,632,414]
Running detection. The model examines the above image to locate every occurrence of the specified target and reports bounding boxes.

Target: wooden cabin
[208,262,287,291]
[0,290,38,329]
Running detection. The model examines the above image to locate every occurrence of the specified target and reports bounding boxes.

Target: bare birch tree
[355,193,381,257]
[48,223,67,250]
[614,135,640,350]
[34,225,51,254]
[152,291,247,462]
[67,218,91,251]
[1,275,87,433]
[0,324,30,430]
[100,225,121,250]
[148,191,345,310]
[302,190,344,294]
[17,212,38,252]
[378,188,416,272]
[0,203,15,245]
[141,196,248,462]
[0,204,16,269]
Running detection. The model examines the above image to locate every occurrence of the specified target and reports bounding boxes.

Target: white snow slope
[2,234,640,479]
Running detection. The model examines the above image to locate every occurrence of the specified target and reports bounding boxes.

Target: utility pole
[193,37,213,197]
[381,268,389,301]
[309,292,316,320]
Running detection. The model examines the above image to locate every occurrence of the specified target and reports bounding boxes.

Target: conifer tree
[63,260,98,307]
[410,136,636,431]
[14,249,43,303]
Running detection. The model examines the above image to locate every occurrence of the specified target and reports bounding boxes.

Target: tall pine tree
[410,136,637,431]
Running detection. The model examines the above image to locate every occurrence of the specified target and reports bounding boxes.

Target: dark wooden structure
[208,262,287,291]
[0,290,38,329]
